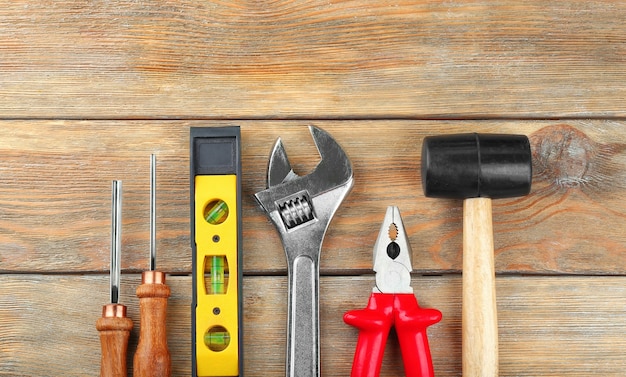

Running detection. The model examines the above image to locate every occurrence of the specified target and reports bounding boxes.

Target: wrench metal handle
[287,255,320,377]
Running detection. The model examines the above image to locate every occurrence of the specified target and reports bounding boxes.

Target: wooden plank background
[2,1,626,119]
[1,1,626,376]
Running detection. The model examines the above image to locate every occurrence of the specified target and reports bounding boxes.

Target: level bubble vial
[204,255,229,295]
[204,199,229,225]
[204,326,231,352]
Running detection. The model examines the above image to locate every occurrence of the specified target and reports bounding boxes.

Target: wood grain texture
[2,2,625,376]
[0,121,624,275]
[1,274,625,376]
[2,1,626,118]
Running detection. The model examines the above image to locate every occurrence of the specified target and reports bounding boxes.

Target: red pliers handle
[344,293,442,377]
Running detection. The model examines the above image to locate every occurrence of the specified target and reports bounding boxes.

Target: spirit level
[191,127,243,377]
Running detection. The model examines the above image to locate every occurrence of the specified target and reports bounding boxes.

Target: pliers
[344,206,442,377]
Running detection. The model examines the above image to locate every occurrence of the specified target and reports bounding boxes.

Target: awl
[96,180,133,377]
[134,154,172,377]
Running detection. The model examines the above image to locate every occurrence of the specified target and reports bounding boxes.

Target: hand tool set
[95,126,532,377]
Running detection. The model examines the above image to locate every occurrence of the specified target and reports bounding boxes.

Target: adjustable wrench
[255,126,354,377]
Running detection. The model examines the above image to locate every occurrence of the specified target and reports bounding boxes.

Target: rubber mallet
[421,133,532,377]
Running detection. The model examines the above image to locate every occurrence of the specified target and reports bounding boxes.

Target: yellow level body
[194,174,239,376]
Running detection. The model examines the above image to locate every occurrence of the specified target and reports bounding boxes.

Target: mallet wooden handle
[97,304,133,377]
[133,271,171,377]
[463,197,498,376]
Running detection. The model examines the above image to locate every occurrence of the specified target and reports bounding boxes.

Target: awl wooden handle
[462,197,498,377]
[133,271,171,377]
[97,304,133,377]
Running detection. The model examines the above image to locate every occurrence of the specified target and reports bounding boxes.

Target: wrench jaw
[254,126,353,377]
[308,125,353,193]
[262,126,353,196]
[267,138,299,187]
[254,125,354,260]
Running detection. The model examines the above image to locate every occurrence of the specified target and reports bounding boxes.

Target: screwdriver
[96,180,133,377]
[134,154,172,377]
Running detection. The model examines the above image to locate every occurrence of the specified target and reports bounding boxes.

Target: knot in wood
[530,125,598,188]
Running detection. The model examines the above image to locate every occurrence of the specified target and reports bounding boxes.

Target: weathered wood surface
[2,1,626,118]
[2,1,626,375]
[0,121,624,275]
[1,275,625,377]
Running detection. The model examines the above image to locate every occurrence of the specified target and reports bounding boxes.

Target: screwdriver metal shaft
[111,180,122,304]
[150,153,157,271]
[134,155,172,377]
[96,180,133,377]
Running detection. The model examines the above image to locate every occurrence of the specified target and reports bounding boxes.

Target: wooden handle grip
[133,272,171,377]
[96,306,133,377]
[462,197,498,377]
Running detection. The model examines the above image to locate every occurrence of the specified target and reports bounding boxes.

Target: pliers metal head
[373,206,414,294]
[254,126,353,377]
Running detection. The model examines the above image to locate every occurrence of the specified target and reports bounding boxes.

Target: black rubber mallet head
[421,133,532,199]
[421,133,532,377]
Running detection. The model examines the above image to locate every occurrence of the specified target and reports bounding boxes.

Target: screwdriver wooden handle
[462,197,498,377]
[133,270,171,377]
[97,304,133,377]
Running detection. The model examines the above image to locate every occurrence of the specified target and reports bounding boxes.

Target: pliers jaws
[373,206,413,294]
[344,206,442,377]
